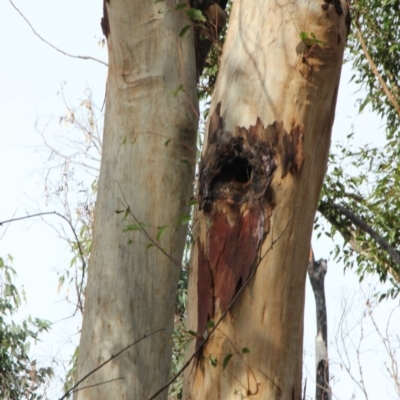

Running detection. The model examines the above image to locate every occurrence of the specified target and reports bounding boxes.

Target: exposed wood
[184,0,349,398]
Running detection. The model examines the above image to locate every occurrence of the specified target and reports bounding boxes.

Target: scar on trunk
[195,103,305,342]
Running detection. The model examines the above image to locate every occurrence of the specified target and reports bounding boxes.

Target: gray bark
[308,253,331,400]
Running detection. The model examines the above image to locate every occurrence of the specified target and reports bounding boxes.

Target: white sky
[0,1,399,399]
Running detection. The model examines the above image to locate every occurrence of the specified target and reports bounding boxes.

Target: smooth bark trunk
[74,2,198,399]
[184,1,349,399]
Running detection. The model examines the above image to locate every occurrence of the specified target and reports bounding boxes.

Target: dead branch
[0,211,87,313]
[9,0,108,67]
[59,329,163,400]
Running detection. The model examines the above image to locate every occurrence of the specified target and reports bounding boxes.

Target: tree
[0,256,53,399]
[183,1,349,398]
[316,0,400,298]
[72,0,349,399]
[74,1,199,399]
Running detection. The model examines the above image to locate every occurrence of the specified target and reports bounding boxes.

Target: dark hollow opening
[217,157,252,184]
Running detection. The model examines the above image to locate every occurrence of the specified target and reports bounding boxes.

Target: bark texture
[308,253,330,400]
[75,2,198,399]
[184,1,349,399]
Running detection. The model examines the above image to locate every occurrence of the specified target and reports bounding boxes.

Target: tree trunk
[308,253,331,400]
[74,2,198,399]
[184,1,349,399]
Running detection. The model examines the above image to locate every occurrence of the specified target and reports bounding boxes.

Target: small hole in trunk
[218,157,252,184]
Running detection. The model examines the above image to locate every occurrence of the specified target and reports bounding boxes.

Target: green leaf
[146,243,154,249]
[222,353,233,370]
[210,355,217,367]
[175,3,187,10]
[180,158,192,174]
[242,347,251,354]
[123,208,131,221]
[299,31,308,41]
[186,8,206,22]
[124,224,142,232]
[206,320,215,330]
[175,213,191,225]
[156,225,169,241]
[164,139,171,146]
[171,84,184,97]
[179,25,191,37]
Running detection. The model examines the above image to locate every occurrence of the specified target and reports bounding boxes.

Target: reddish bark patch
[196,104,305,338]
[280,124,305,177]
[196,239,214,346]
[208,202,264,312]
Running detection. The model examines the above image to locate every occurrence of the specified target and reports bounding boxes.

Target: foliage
[0,256,53,399]
[197,1,231,104]
[348,0,400,139]
[316,0,400,297]
[318,137,400,298]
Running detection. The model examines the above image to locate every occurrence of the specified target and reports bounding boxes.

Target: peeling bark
[184,0,349,399]
[195,104,307,344]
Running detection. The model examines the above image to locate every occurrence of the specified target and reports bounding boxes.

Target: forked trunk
[74,1,198,399]
[184,1,349,399]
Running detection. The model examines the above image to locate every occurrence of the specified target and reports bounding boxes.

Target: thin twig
[0,209,17,241]
[332,203,400,267]
[116,182,184,269]
[128,207,183,269]
[59,329,163,400]
[148,215,292,400]
[0,211,87,313]
[354,20,400,118]
[71,377,125,393]
[9,0,108,67]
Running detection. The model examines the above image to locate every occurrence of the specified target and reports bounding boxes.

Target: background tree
[0,256,53,399]
[316,0,400,298]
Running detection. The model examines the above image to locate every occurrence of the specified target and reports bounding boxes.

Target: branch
[128,207,183,269]
[116,182,184,270]
[0,211,87,312]
[9,0,108,67]
[354,20,400,118]
[59,329,163,400]
[148,214,292,400]
[320,201,400,268]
